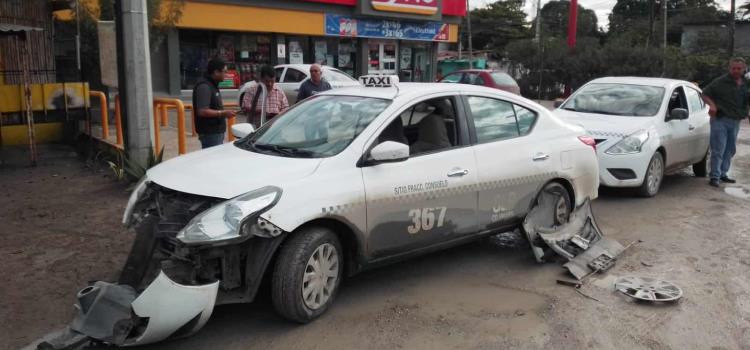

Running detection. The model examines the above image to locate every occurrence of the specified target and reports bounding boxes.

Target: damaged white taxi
[43,76,615,349]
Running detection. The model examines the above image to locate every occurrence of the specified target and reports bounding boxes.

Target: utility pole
[466,0,474,68]
[115,0,154,167]
[647,0,654,47]
[729,0,736,57]
[535,0,542,43]
[662,0,667,76]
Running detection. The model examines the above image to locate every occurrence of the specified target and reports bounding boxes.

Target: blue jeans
[199,133,225,149]
[709,117,740,180]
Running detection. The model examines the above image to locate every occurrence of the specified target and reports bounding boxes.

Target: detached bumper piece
[37,271,219,349]
[523,194,624,280]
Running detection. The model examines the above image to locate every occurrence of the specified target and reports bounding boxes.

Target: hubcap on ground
[647,156,663,194]
[302,243,339,310]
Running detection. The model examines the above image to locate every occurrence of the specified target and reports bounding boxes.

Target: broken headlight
[605,129,649,155]
[176,186,281,244]
[122,176,151,226]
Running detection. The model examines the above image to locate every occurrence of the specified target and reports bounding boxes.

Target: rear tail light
[578,136,597,151]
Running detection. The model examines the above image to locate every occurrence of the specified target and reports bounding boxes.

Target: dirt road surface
[2,126,750,350]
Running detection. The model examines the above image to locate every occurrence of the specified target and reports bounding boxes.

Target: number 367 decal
[407,207,447,234]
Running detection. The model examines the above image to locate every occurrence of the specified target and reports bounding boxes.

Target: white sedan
[47,77,607,348]
[554,77,711,197]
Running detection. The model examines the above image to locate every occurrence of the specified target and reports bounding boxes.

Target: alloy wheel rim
[302,243,339,310]
[648,156,663,194]
[554,195,569,225]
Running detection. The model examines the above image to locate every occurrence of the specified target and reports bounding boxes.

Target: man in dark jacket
[702,57,749,187]
[192,58,237,148]
[296,64,332,103]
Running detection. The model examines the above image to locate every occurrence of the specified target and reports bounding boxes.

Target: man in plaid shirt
[242,65,289,127]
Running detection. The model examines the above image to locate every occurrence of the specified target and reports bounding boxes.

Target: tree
[608,0,728,46]
[532,0,600,38]
[58,0,185,89]
[462,0,531,52]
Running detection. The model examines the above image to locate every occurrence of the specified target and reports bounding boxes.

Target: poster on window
[289,41,304,64]
[217,35,235,62]
[314,41,328,64]
[338,42,353,68]
[400,47,412,69]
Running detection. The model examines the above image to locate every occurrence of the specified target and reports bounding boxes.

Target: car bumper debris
[523,192,625,280]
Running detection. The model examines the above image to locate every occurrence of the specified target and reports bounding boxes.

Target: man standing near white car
[296,64,332,103]
[702,57,750,187]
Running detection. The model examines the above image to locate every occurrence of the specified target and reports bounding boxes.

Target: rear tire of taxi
[693,150,709,177]
[271,227,343,323]
[637,152,664,197]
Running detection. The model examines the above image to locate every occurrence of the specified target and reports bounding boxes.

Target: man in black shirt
[296,64,332,103]
[192,58,237,149]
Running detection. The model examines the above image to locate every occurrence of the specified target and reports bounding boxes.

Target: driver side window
[375,97,459,157]
[668,87,688,113]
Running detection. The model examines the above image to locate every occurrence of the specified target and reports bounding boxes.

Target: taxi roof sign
[360,75,399,87]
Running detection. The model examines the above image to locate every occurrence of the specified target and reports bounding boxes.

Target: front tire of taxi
[272,227,343,323]
[636,152,664,197]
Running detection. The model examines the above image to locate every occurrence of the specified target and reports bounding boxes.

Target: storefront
[160,0,465,93]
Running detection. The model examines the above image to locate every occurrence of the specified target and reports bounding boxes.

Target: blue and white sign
[325,14,450,42]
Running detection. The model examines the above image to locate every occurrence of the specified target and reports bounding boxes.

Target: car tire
[693,149,709,178]
[637,152,664,197]
[271,226,343,323]
[543,182,572,226]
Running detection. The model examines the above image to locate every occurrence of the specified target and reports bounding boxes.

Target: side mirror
[231,123,255,139]
[553,99,565,108]
[668,108,689,121]
[367,141,409,165]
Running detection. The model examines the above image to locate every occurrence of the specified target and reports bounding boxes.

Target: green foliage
[108,147,165,182]
[532,0,600,38]
[463,0,530,51]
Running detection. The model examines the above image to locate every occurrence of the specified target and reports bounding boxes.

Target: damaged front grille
[120,184,224,289]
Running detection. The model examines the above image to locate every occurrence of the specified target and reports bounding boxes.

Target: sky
[468,0,742,31]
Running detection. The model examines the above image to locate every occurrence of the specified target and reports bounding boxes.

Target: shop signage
[325,14,449,41]
[371,0,438,15]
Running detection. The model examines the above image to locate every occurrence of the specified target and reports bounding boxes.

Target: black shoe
[720,176,736,183]
[709,178,720,187]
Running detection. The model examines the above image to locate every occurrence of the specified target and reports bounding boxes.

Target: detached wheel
[637,152,664,197]
[693,149,709,177]
[272,227,342,323]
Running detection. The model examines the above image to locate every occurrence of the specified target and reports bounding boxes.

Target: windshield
[491,72,517,86]
[561,83,665,116]
[441,73,462,83]
[237,95,391,158]
[324,69,357,82]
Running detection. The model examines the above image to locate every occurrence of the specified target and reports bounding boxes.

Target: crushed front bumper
[38,271,218,349]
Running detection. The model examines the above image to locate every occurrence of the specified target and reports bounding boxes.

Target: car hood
[147,143,322,199]
[553,108,653,139]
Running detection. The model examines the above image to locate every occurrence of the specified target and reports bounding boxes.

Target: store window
[179,30,271,90]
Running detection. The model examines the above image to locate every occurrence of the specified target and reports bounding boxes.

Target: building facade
[151,0,466,94]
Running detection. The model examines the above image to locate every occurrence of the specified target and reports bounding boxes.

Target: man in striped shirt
[242,65,290,127]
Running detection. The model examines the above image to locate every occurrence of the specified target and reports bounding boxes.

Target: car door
[662,86,692,167]
[463,94,553,231]
[277,67,308,104]
[361,94,478,259]
[684,86,711,162]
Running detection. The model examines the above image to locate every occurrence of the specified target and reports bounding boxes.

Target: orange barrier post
[153,101,161,154]
[153,97,187,155]
[89,91,109,140]
[227,116,236,141]
[160,104,169,127]
[114,95,123,145]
